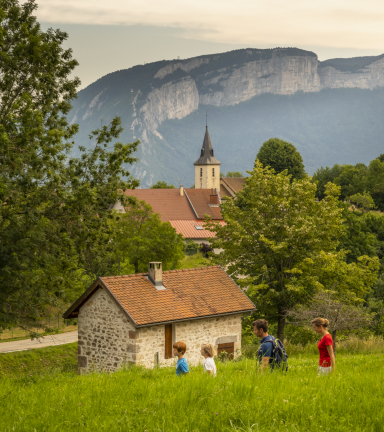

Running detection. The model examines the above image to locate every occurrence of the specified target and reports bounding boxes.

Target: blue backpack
[262,336,289,371]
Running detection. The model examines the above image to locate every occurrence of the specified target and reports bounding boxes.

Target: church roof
[184,189,223,220]
[220,177,246,197]
[122,189,196,222]
[194,126,221,166]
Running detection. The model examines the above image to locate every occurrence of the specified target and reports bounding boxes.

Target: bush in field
[287,292,373,350]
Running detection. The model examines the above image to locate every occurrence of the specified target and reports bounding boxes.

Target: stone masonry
[78,286,242,373]
[77,287,137,374]
[135,314,242,369]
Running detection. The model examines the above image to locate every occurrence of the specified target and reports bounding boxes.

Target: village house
[63,262,255,374]
[112,126,246,246]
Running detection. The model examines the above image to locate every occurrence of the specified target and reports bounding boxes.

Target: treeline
[313,157,384,334]
[254,138,384,338]
[313,156,384,210]
[0,1,184,332]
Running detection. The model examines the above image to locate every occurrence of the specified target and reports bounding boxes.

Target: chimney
[210,189,219,205]
[180,185,184,196]
[148,262,165,289]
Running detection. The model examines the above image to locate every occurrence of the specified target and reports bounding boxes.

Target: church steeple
[194,126,221,166]
[194,126,221,190]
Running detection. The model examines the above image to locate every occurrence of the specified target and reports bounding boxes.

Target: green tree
[0,0,79,329]
[0,1,140,329]
[224,171,244,178]
[206,162,378,339]
[312,164,343,200]
[256,138,305,180]
[333,164,367,200]
[115,199,184,274]
[366,158,384,211]
[150,181,175,189]
[348,191,376,212]
[338,203,378,263]
[313,159,384,210]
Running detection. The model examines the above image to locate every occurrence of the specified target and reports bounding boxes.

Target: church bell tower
[194,126,221,190]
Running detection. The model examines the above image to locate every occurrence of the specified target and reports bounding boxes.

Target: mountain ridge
[69,48,384,186]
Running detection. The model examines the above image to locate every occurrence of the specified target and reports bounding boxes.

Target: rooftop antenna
[205,110,208,128]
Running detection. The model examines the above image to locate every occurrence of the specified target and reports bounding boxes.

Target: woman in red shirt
[312,317,335,374]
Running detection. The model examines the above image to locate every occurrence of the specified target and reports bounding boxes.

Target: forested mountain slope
[68,48,384,186]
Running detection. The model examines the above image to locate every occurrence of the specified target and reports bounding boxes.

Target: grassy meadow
[1,342,384,431]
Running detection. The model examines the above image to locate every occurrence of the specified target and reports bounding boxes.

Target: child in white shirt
[200,344,217,376]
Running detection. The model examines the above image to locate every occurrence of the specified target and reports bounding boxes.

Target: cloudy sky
[36,0,384,88]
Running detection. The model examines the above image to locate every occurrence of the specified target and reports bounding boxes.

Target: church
[117,126,245,242]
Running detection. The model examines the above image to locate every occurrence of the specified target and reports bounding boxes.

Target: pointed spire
[194,126,221,166]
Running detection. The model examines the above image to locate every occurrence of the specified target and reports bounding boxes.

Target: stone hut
[63,263,255,374]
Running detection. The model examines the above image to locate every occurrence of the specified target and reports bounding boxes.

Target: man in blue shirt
[253,319,275,371]
[173,341,189,375]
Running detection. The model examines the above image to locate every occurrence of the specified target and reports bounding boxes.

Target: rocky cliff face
[69,48,384,186]
[199,52,321,106]
[138,77,199,140]
[120,48,384,143]
[319,56,384,90]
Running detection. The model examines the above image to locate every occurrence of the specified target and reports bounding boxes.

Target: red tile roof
[169,220,226,238]
[184,189,223,220]
[220,177,246,196]
[64,266,255,326]
[123,189,196,222]
[220,183,234,198]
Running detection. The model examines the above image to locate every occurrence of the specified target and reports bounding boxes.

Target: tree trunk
[332,329,337,354]
[134,260,139,274]
[277,310,286,341]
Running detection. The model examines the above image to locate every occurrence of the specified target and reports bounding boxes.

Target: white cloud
[36,0,384,50]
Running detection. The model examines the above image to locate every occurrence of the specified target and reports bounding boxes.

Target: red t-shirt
[318,333,333,366]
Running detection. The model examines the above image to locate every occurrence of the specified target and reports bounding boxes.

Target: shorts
[318,366,332,375]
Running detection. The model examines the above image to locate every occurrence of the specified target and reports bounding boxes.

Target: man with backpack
[252,319,288,371]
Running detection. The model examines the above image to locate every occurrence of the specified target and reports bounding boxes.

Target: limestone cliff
[134,77,199,141]
[199,52,320,106]
[69,48,384,186]
[319,56,384,90]
[123,48,384,142]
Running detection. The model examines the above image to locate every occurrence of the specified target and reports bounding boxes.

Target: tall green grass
[241,335,384,358]
[0,343,77,378]
[1,352,383,431]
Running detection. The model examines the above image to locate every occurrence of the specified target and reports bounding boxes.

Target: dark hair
[252,319,268,332]
[173,341,187,354]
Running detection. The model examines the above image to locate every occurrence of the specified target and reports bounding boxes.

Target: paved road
[0,331,78,354]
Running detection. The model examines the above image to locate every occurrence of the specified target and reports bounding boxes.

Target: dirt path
[0,331,78,354]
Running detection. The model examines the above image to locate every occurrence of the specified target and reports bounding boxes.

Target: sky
[35,0,384,89]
